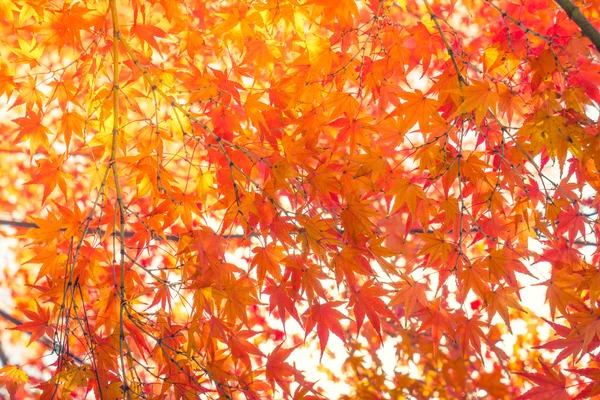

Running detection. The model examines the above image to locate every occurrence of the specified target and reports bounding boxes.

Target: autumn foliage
[1,0,600,398]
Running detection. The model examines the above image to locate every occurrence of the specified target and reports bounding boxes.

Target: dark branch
[1,218,598,248]
[554,0,600,53]
[0,218,246,241]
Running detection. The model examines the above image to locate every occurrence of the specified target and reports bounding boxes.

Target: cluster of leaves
[0,0,599,398]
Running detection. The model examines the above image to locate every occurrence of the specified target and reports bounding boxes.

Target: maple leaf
[23,154,70,203]
[569,368,600,399]
[48,78,78,111]
[0,0,20,22]
[159,0,181,22]
[389,177,427,216]
[100,382,125,400]
[244,91,273,131]
[39,2,90,50]
[555,207,587,245]
[305,37,337,76]
[349,279,396,340]
[168,188,203,230]
[418,300,455,355]
[283,254,328,304]
[131,23,167,53]
[327,114,371,152]
[341,192,381,239]
[0,58,16,98]
[306,0,359,27]
[515,360,570,400]
[54,201,84,239]
[566,308,600,351]
[10,302,54,345]
[49,364,93,396]
[404,21,444,75]
[391,90,445,133]
[25,245,68,283]
[0,365,29,398]
[303,301,348,360]
[271,158,299,190]
[484,286,525,332]
[263,280,301,326]
[265,344,297,395]
[251,243,285,287]
[389,278,429,320]
[60,109,86,149]
[458,262,489,299]
[10,37,43,68]
[12,109,50,153]
[221,275,259,326]
[228,331,265,371]
[331,246,375,286]
[455,314,486,360]
[417,231,455,265]
[483,247,534,287]
[350,146,388,182]
[22,212,62,244]
[536,268,587,320]
[451,80,499,125]
[242,38,278,74]
[534,318,592,366]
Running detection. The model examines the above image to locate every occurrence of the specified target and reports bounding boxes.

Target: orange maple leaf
[23,154,70,203]
[23,212,62,244]
[350,279,396,340]
[251,243,285,286]
[451,80,499,125]
[389,278,429,319]
[418,300,455,355]
[265,344,297,395]
[392,90,444,133]
[303,301,348,360]
[12,109,50,153]
[389,178,426,215]
[455,314,486,360]
[10,302,54,345]
[417,231,455,265]
[263,280,301,326]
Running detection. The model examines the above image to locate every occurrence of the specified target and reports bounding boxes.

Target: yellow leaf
[51,365,92,394]
[451,80,498,125]
[0,365,29,385]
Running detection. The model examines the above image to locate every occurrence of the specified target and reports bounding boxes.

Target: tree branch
[0,218,225,241]
[554,0,600,53]
[1,218,599,247]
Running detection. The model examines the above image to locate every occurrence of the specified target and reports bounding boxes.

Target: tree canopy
[0,0,600,398]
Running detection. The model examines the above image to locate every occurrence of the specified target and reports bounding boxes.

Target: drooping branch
[553,0,600,53]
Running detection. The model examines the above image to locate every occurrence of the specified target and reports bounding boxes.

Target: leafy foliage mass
[0,0,600,398]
